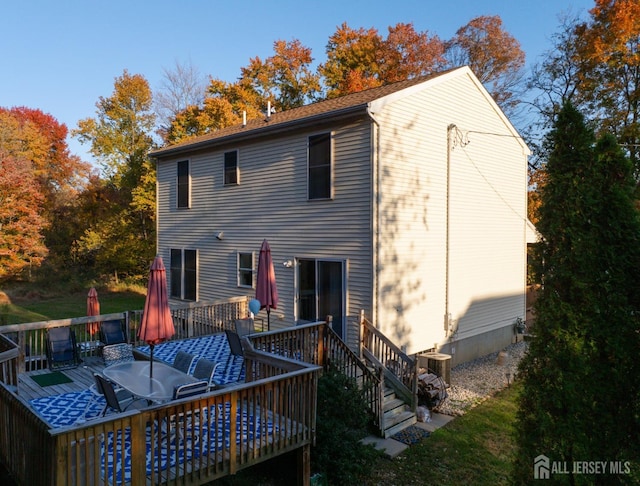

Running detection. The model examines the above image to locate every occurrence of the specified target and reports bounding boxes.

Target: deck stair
[382,385,416,438]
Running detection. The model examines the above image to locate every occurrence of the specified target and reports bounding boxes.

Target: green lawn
[367,384,520,485]
[214,384,521,486]
[0,288,146,325]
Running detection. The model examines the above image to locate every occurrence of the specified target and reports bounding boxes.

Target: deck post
[296,443,310,486]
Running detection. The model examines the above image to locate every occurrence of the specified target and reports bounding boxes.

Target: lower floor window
[170,249,197,300]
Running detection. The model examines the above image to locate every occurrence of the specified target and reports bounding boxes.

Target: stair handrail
[360,312,418,411]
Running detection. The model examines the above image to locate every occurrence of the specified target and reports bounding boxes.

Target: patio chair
[192,358,219,391]
[173,350,197,374]
[221,330,246,384]
[225,329,244,357]
[99,319,127,346]
[172,380,208,400]
[234,318,254,337]
[94,373,144,415]
[102,343,134,367]
[45,327,82,370]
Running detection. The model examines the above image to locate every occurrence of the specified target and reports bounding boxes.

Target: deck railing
[249,321,385,436]
[0,302,399,483]
[0,345,319,486]
[0,297,249,373]
[360,313,418,411]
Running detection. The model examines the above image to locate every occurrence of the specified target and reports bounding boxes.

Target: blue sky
[2,0,594,162]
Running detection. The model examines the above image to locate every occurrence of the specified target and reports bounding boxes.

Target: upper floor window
[177,160,190,208]
[224,150,239,185]
[237,251,254,288]
[170,248,197,301]
[308,133,332,200]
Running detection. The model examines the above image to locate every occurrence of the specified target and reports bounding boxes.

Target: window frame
[176,160,191,209]
[307,132,333,200]
[170,248,198,301]
[224,150,240,186]
[237,251,255,288]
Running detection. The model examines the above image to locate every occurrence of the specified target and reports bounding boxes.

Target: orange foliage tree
[445,15,525,113]
[0,149,48,280]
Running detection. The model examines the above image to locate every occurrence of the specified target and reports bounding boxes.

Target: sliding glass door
[297,259,345,338]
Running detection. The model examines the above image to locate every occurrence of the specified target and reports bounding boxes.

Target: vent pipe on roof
[267,101,272,119]
[242,110,247,127]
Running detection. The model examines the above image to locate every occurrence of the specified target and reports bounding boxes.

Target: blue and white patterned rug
[29,389,105,427]
[30,390,279,483]
[136,334,245,385]
[104,403,278,483]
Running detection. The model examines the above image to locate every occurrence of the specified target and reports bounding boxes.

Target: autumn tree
[0,107,90,278]
[1,107,90,203]
[528,1,640,184]
[165,77,262,144]
[166,39,321,144]
[576,0,640,175]
[320,22,445,98]
[514,103,640,483]
[240,39,322,110]
[444,15,525,115]
[379,22,446,83]
[320,23,384,97]
[73,70,157,278]
[0,149,47,280]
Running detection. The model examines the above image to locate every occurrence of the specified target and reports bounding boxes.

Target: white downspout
[367,106,381,327]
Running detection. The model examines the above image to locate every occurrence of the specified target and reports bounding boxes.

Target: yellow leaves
[584,0,640,62]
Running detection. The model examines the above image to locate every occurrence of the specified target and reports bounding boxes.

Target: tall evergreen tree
[514,103,640,484]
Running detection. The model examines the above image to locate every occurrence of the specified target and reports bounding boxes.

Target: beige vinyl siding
[156,118,374,348]
[373,71,527,354]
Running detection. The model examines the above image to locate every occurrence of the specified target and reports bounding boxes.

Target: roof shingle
[151,70,452,157]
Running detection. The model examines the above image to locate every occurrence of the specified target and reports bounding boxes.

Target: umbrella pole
[150,344,154,380]
[267,308,271,331]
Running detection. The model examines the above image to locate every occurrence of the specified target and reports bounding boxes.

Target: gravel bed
[434,341,528,416]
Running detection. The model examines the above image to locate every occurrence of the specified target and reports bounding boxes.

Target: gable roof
[151,68,459,158]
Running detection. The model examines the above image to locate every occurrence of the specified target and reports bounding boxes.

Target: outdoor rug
[29,389,105,427]
[29,389,281,482]
[136,334,245,385]
[104,402,279,483]
[391,425,431,445]
[30,371,73,387]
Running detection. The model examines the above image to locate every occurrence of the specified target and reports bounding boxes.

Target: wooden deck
[0,306,386,486]
[18,356,105,402]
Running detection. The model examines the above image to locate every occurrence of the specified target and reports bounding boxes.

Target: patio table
[103,360,199,403]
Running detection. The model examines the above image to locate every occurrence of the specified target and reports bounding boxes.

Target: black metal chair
[225,329,244,357]
[45,327,82,370]
[93,373,143,415]
[99,320,127,346]
[192,358,219,391]
[234,318,254,337]
[173,350,197,374]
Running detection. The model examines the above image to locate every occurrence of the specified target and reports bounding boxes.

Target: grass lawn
[213,384,520,486]
[366,383,520,485]
[0,287,147,325]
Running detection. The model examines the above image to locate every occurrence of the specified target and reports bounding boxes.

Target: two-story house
[150,66,531,364]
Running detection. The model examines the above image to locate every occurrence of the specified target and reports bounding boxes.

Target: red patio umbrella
[255,239,278,330]
[86,287,100,335]
[138,256,175,379]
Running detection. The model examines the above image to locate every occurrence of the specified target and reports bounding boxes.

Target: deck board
[17,356,105,401]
